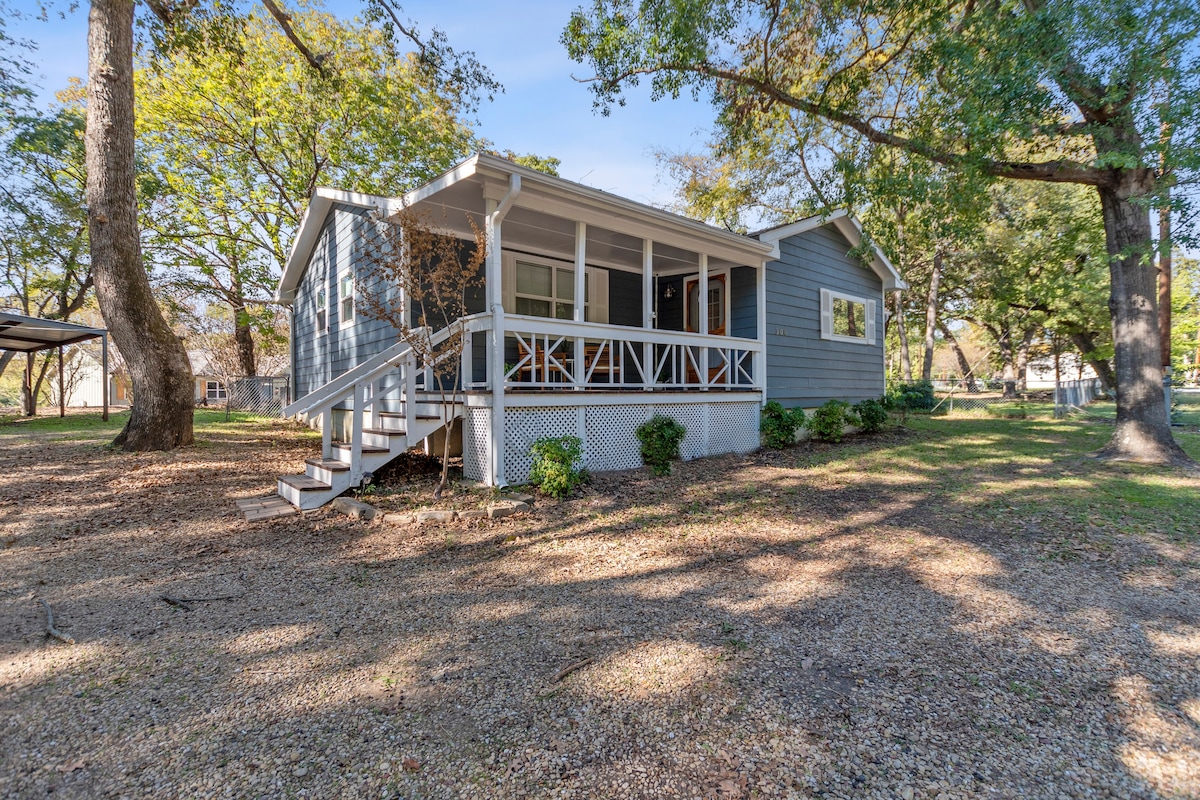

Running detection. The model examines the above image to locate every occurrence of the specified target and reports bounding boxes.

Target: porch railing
[463,314,763,391]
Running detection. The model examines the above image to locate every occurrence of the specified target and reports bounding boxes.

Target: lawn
[1,410,1197,798]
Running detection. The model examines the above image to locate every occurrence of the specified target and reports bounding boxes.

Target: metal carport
[0,310,110,419]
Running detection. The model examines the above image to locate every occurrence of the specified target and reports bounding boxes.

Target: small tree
[361,206,486,498]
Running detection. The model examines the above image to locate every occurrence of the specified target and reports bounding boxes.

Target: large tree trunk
[86,0,193,450]
[921,251,942,382]
[233,314,257,377]
[936,320,975,391]
[997,324,1019,400]
[1094,174,1189,465]
[894,290,912,381]
[1065,329,1116,393]
[228,259,257,376]
[1016,327,1034,393]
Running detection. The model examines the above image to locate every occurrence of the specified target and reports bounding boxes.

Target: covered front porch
[394,154,775,484]
[403,154,774,392]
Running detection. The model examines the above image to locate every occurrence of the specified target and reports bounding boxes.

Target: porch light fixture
[662,284,676,299]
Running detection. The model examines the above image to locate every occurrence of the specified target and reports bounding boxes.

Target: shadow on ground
[1,413,1198,798]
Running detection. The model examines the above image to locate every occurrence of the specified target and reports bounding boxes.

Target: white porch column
[757,261,768,394]
[573,221,586,387]
[642,239,654,390]
[698,253,709,389]
[485,175,520,486]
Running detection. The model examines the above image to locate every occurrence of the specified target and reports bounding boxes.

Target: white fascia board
[393,154,482,213]
[276,187,392,304]
[755,209,908,291]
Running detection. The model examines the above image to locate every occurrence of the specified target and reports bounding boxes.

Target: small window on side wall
[820,288,876,344]
[339,272,355,326]
[315,287,327,333]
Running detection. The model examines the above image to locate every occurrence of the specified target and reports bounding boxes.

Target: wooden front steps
[277,406,458,511]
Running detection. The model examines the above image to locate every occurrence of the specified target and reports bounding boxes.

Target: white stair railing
[284,313,492,486]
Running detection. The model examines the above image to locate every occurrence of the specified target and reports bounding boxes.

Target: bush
[806,399,856,443]
[853,398,888,434]
[529,435,587,499]
[636,414,686,476]
[760,401,806,449]
[886,380,936,413]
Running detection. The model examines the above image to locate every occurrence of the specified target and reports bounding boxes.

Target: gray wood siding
[608,269,643,328]
[730,266,757,339]
[764,226,885,407]
[292,203,402,401]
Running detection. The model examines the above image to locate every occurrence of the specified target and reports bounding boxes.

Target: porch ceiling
[408,172,756,274]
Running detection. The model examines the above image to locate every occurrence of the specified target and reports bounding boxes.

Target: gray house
[274,154,904,509]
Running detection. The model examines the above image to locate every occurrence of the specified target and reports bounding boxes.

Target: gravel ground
[1,416,1199,799]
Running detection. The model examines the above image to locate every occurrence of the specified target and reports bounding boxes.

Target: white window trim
[315,283,328,336]
[502,252,609,324]
[206,380,227,400]
[337,269,356,330]
[820,288,876,345]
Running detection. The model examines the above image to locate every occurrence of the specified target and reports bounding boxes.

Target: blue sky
[7,0,718,207]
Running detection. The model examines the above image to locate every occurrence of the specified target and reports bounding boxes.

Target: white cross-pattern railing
[466,314,762,391]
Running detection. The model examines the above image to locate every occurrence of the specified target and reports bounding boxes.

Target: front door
[685,273,726,335]
[684,273,726,383]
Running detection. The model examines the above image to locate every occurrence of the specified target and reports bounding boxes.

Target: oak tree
[566,0,1200,465]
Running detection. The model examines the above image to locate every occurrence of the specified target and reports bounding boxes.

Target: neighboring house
[49,345,131,408]
[188,349,292,411]
[274,153,904,509]
[186,350,228,406]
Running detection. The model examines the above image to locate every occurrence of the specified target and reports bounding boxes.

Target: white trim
[458,390,762,409]
[756,210,907,291]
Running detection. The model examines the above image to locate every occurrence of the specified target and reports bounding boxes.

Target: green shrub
[885,380,936,413]
[760,401,806,449]
[853,398,888,434]
[806,399,856,443]
[529,435,587,498]
[636,414,686,476]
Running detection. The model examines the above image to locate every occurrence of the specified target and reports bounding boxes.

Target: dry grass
[1,410,1199,799]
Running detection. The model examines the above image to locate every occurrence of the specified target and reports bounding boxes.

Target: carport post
[101,332,109,422]
[58,345,65,417]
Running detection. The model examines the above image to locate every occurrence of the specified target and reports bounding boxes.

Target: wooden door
[685,274,726,383]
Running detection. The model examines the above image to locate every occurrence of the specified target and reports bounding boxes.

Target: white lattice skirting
[463,401,761,485]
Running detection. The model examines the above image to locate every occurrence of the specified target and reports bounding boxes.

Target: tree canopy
[136,6,479,375]
[566,0,1200,465]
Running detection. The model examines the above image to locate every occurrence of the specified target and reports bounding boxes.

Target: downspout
[487,174,521,487]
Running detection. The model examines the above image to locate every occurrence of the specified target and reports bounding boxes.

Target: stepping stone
[236,496,298,521]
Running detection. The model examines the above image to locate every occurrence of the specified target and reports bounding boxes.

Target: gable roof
[754,210,907,291]
[276,153,776,303]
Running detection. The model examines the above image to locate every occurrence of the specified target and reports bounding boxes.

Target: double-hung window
[315,287,327,333]
[504,255,609,323]
[338,271,355,327]
[515,261,581,320]
[820,288,876,344]
[206,380,227,401]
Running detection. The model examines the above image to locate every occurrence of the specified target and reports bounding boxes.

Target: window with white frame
[338,271,355,326]
[820,288,876,344]
[516,261,578,319]
[206,380,227,401]
[504,255,609,323]
[315,286,327,332]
